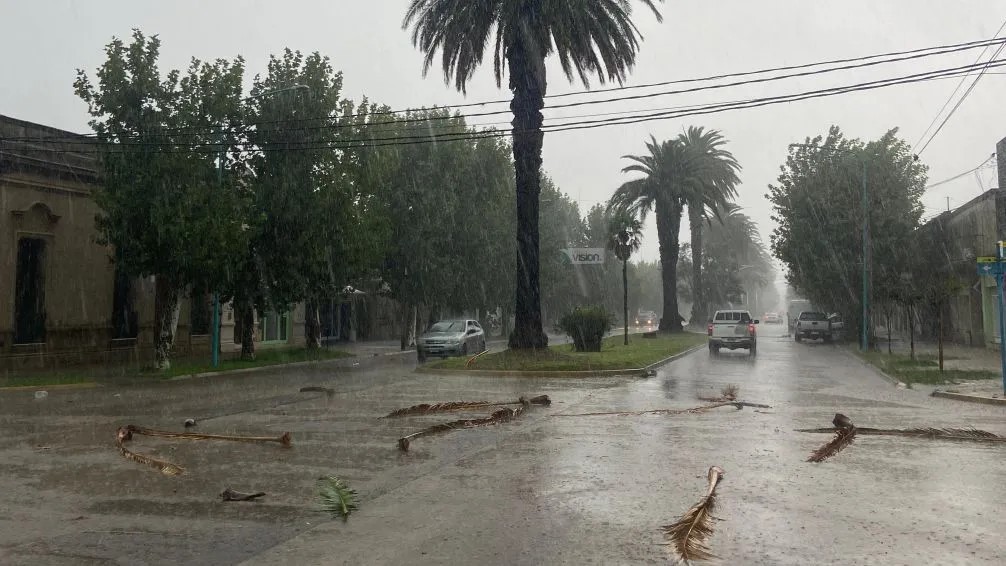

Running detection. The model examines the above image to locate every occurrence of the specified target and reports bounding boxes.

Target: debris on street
[318,476,357,521]
[383,394,550,418]
[114,425,292,475]
[220,488,266,502]
[698,384,739,402]
[115,426,184,476]
[299,386,335,397]
[398,406,525,451]
[662,465,725,563]
[553,400,769,418]
[807,412,858,462]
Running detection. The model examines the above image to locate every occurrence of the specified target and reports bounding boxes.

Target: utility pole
[861,159,869,352]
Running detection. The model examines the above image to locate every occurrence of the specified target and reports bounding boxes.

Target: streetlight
[788,143,870,352]
[209,84,309,367]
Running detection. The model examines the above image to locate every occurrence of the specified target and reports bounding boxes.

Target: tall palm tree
[608,210,643,345]
[677,127,741,325]
[403,0,664,349]
[609,136,696,332]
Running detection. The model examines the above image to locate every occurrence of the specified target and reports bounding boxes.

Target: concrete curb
[839,347,906,387]
[415,343,705,378]
[169,353,361,382]
[931,390,1006,406]
[0,381,101,392]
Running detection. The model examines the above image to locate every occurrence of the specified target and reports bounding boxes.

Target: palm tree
[608,210,643,345]
[609,136,696,332]
[677,127,741,325]
[403,0,664,349]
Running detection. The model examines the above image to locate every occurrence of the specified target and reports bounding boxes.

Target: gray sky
[2,0,1003,266]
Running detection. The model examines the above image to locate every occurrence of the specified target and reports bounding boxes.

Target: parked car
[763,312,781,324]
[828,313,845,339]
[635,310,657,326]
[417,319,486,362]
[794,311,831,342]
[707,309,758,355]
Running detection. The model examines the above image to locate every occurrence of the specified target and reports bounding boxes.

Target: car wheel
[795,333,802,343]
[461,343,468,356]
[480,338,487,352]
[750,344,757,356]
[417,350,427,363]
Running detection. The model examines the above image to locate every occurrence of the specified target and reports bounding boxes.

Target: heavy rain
[1,1,1005,564]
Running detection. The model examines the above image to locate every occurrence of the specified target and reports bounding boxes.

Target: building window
[260,310,289,342]
[111,268,138,339]
[14,237,47,344]
[190,290,212,336]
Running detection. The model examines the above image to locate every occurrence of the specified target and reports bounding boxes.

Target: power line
[19,35,1006,142]
[924,153,997,190]
[5,57,1005,155]
[914,18,1006,155]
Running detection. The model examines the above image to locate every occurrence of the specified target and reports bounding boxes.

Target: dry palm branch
[126,424,292,447]
[116,426,185,476]
[383,395,551,418]
[553,400,770,418]
[464,349,492,368]
[662,465,726,564]
[798,426,1006,443]
[398,406,525,451]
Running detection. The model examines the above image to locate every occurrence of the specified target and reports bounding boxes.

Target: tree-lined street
[1,328,1004,564]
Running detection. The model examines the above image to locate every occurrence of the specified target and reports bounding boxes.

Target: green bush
[557,306,613,352]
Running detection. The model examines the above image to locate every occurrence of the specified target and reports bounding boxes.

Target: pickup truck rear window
[714,311,751,322]
[799,312,827,321]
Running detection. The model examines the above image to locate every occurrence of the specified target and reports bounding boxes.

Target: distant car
[763,312,781,324]
[635,310,657,326]
[417,319,486,362]
[708,309,758,355]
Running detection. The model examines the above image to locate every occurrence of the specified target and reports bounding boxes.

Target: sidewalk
[876,335,1006,402]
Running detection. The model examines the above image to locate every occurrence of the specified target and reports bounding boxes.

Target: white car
[416,319,486,362]
[708,310,758,355]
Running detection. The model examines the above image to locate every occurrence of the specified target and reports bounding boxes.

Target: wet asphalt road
[1,325,1005,565]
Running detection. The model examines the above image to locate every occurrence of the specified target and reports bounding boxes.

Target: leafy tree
[678,127,741,323]
[539,176,585,328]
[609,136,693,332]
[403,0,664,350]
[74,30,246,368]
[768,126,926,341]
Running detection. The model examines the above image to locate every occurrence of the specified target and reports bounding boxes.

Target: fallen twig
[220,488,266,502]
[662,466,725,563]
[300,386,335,397]
[398,406,524,451]
[796,426,1006,443]
[383,395,550,418]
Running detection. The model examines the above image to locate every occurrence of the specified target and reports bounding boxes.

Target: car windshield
[800,312,827,321]
[429,321,465,333]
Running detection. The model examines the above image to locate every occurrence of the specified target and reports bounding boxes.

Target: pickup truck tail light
[748,323,756,335]
[707,323,713,336]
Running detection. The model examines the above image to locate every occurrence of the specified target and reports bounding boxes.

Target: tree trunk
[688,204,705,325]
[304,298,321,350]
[908,302,915,361]
[153,276,181,370]
[506,42,549,350]
[237,298,256,361]
[938,304,944,372]
[401,303,417,350]
[655,198,684,333]
[623,259,629,346]
[886,308,892,354]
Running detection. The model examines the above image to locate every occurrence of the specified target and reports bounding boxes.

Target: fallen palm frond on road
[115,425,292,475]
[398,406,524,451]
[807,427,858,463]
[318,476,357,521]
[797,426,1006,443]
[116,426,185,476]
[383,395,550,418]
[552,400,770,418]
[465,349,492,368]
[662,465,725,563]
[126,425,292,446]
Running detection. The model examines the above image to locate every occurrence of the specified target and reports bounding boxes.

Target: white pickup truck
[794,311,832,342]
[707,309,758,356]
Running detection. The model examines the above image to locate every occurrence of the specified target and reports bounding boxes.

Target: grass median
[1,347,353,389]
[856,350,997,385]
[429,332,707,372]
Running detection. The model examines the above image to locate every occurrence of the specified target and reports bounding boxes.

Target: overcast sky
[2,0,1004,268]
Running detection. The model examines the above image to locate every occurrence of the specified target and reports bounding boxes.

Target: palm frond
[698,384,738,402]
[220,488,266,502]
[115,426,184,476]
[318,476,358,521]
[398,406,524,451]
[797,427,1006,442]
[126,425,292,446]
[662,465,725,563]
[807,427,858,463]
[383,395,550,418]
[553,400,769,418]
